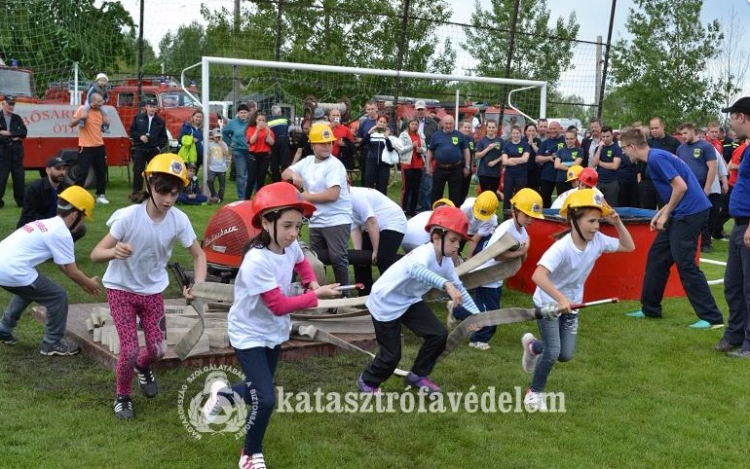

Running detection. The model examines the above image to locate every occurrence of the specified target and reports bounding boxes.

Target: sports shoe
[114,395,134,420]
[96,195,110,205]
[0,329,19,345]
[39,337,80,356]
[469,341,491,351]
[135,365,158,398]
[403,372,442,395]
[626,310,646,318]
[728,349,750,358]
[357,374,381,394]
[202,378,231,424]
[446,301,458,329]
[239,451,267,469]
[524,389,548,412]
[700,245,713,254]
[715,338,741,353]
[521,333,539,374]
[688,320,724,330]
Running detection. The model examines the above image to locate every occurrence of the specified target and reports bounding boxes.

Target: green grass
[0,169,746,469]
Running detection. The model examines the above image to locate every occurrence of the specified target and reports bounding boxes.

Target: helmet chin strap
[570,210,586,241]
[145,177,158,208]
[68,212,84,233]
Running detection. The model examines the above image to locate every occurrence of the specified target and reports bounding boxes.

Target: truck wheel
[65,162,96,189]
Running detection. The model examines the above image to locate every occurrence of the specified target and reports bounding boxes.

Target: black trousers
[353,229,405,295]
[0,143,24,207]
[131,147,160,193]
[539,180,556,208]
[401,168,422,215]
[618,179,639,208]
[363,301,447,386]
[503,174,527,212]
[640,209,724,324]
[245,152,270,200]
[638,179,659,209]
[478,175,500,195]
[364,157,391,195]
[716,187,732,237]
[270,136,290,183]
[75,145,107,196]
[702,193,722,249]
[431,165,464,207]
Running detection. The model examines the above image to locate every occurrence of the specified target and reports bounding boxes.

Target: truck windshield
[0,69,33,97]
[160,91,200,108]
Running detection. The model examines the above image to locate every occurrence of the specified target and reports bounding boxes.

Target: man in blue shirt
[592,125,622,206]
[620,128,724,329]
[676,122,718,252]
[716,97,750,356]
[425,115,470,207]
[537,121,565,207]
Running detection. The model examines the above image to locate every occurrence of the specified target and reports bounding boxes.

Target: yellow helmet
[58,186,95,220]
[431,198,455,210]
[566,164,584,182]
[144,153,190,187]
[472,191,499,221]
[559,188,613,218]
[308,123,337,144]
[510,188,544,219]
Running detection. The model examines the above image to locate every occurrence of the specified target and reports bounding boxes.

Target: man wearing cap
[716,97,750,356]
[16,157,84,242]
[620,127,724,330]
[129,98,167,194]
[426,115,470,207]
[412,100,438,213]
[69,92,110,204]
[0,95,28,209]
[356,100,379,185]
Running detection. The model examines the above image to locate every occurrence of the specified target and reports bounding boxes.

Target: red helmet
[579,167,599,188]
[251,182,316,228]
[425,206,470,240]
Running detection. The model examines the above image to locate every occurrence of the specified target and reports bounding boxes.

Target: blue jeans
[232,150,249,200]
[1,274,68,343]
[452,286,501,343]
[530,313,578,392]
[418,170,433,212]
[232,346,281,455]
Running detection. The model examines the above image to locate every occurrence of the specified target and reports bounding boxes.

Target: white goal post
[184,57,548,187]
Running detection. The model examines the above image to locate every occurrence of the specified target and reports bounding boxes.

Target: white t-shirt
[532,232,619,310]
[401,211,432,251]
[349,187,407,234]
[366,242,462,322]
[709,148,727,195]
[551,187,604,210]
[477,218,528,289]
[460,197,498,237]
[228,241,304,349]
[102,203,197,295]
[0,216,75,287]
[208,141,228,173]
[289,155,352,228]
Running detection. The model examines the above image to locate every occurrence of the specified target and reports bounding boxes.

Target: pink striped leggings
[107,289,167,396]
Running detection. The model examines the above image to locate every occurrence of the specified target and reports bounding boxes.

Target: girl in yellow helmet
[91,153,207,420]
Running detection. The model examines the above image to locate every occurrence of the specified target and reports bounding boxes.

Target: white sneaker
[468,341,491,351]
[239,452,267,469]
[446,301,457,329]
[521,333,539,374]
[96,195,110,205]
[201,379,231,424]
[524,389,548,412]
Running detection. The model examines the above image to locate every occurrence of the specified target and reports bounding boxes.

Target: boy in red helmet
[358,205,480,395]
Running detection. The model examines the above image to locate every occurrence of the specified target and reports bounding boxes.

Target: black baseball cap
[47,156,69,168]
[4,96,15,105]
[721,97,750,115]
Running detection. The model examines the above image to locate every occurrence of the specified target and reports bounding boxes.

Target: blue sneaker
[357,374,381,394]
[403,372,442,395]
[689,320,724,330]
[626,310,646,318]
[0,329,19,344]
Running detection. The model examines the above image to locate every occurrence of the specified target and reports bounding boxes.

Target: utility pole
[597,0,617,120]
[391,0,411,128]
[233,0,241,114]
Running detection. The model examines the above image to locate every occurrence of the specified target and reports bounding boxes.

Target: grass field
[0,168,746,469]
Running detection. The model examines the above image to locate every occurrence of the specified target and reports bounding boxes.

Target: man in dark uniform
[0,96,28,208]
[129,98,167,195]
[268,104,290,182]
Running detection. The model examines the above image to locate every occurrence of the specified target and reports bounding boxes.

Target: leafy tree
[0,0,136,93]
[609,0,725,130]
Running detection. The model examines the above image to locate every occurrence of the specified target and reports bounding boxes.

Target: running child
[201,182,341,469]
[0,186,100,355]
[358,206,481,395]
[91,153,207,420]
[521,189,634,411]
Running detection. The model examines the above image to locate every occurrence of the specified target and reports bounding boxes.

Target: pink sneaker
[357,374,382,394]
[403,372,442,394]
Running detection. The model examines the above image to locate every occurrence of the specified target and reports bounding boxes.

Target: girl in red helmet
[201,182,341,469]
[551,166,604,210]
[358,205,481,395]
